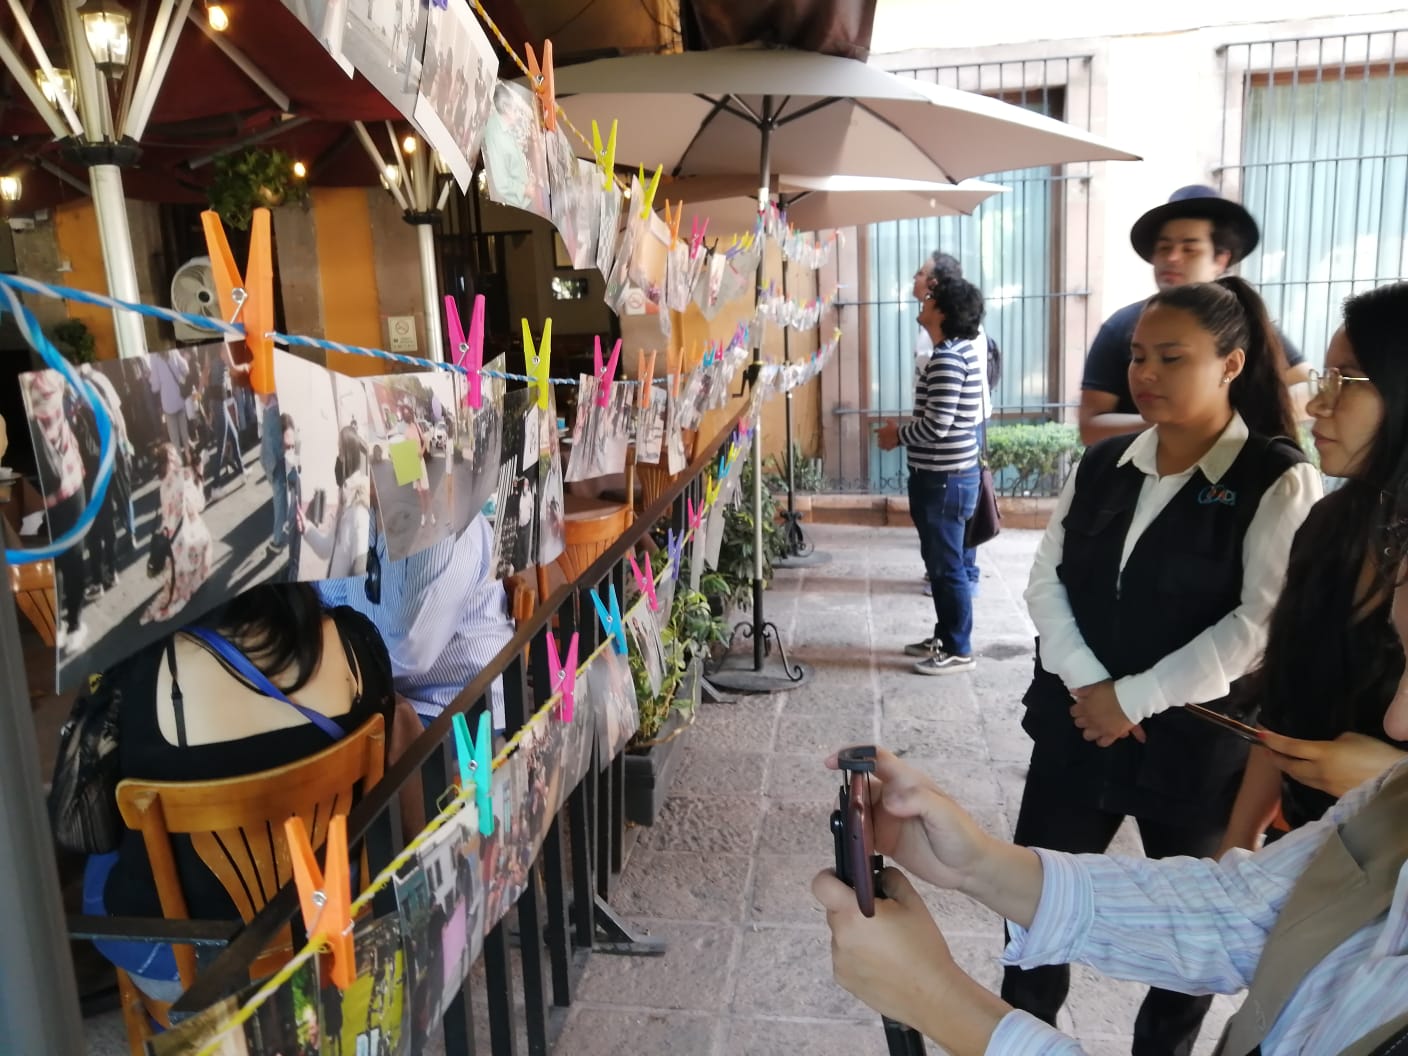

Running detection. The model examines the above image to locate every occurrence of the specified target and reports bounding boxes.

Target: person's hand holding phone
[1258,729,1408,799]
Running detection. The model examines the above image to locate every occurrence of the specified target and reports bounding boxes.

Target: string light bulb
[292,160,307,179]
[402,136,417,154]
[0,175,21,203]
[206,3,229,30]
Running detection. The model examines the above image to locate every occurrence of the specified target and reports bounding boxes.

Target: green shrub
[985,423,1084,496]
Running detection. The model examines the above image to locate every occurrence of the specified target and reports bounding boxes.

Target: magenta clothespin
[547,631,579,722]
[666,528,684,581]
[629,551,659,611]
[593,335,622,408]
[689,216,709,260]
[687,496,704,530]
[447,294,486,408]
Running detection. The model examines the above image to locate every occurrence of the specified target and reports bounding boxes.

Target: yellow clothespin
[637,164,662,218]
[592,119,618,191]
[523,317,552,410]
[638,349,657,407]
[663,199,682,246]
[286,814,355,991]
[202,208,274,394]
[525,40,556,132]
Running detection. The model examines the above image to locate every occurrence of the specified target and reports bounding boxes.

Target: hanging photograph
[627,210,670,309]
[394,803,482,1042]
[20,349,283,691]
[634,383,667,466]
[536,389,566,566]
[237,959,323,1056]
[587,644,639,770]
[558,689,596,802]
[565,375,636,484]
[516,705,570,857]
[664,385,689,475]
[479,749,530,936]
[412,0,498,192]
[569,158,602,270]
[488,389,538,579]
[339,0,428,122]
[545,125,583,264]
[318,914,409,1056]
[278,0,354,75]
[447,354,506,523]
[594,183,623,281]
[624,598,666,700]
[146,992,243,1055]
[482,81,551,221]
[360,369,460,562]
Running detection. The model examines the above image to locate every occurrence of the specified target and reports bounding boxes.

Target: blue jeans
[83,852,184,1003]
[907,465,981,656]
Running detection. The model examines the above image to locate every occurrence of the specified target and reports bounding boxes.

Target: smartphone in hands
[830,745,884,917]
[1183,703,1262,745]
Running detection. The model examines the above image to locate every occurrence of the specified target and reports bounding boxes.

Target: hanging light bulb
[206,3,230,31]
[401,136,417,155]
[0,175,21,203]
[78,0,133,77]
[292,160,307,179]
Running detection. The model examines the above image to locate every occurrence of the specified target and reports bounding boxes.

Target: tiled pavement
[550,523,1238,1056]
[82,523,1238,1054]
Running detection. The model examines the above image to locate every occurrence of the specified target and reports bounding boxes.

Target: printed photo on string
[516,705,569,857]
[536,389,566,566]
[339,0,427,122]
[446,354,506,525]
[634,382,667,466]
[20,347,282,691]
[482,81,551,221]
[587,644,639,771]
[278,0,354,74]
[361,369,459,562]
[318,914,408,1056]
[146,992,242,1055]
[412,0,498,192]
[565,375,636,484]
[664,386,690,475]
[627,210,670,309]
[545,125,583,264]
[558,687,596,802]
[625,599,667,700]
[394,803,483,1047]
[479,749,530,936]
[594,183,623,281]
[568,158,602,270]
[603,176,642,314]
[488,389,537,579]
[237,959,323,1056]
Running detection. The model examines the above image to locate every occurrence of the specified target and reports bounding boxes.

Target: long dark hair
[1244,283,1408,736]
[1145,276,1297,440]
[194,583,327,694]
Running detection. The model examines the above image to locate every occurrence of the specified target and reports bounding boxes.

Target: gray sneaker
[913,649,975,676]
[904,636,940,657]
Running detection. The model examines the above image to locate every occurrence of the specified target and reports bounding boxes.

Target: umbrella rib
[674,94,747,178]
[849,98,960,184]
[775,97,843,127]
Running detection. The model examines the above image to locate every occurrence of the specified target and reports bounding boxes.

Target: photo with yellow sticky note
[390,437,423,487]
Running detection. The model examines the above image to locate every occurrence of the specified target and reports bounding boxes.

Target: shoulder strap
[182,627,344,741]
[166,639,187,748]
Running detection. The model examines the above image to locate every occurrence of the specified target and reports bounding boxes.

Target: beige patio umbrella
[665,173,1008,234]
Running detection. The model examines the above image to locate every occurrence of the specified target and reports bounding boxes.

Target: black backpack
[986,335,1002,392]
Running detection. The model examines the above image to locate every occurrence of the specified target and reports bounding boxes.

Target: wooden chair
[8,557,57,647]
[111,713,386,1053]
[558,496,633,583]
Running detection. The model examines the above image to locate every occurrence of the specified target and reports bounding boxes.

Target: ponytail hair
[1144,277,1297,440]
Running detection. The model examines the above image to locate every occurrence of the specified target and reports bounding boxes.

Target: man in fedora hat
[1078,185,1311,445]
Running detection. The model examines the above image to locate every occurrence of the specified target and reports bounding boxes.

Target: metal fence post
[0,546,86,1054]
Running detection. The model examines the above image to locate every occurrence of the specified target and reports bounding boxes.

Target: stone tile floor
[83,523,1238,1054]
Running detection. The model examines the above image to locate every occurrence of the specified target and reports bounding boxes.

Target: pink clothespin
[447,295,486,408]
[687,496,704,530]
[629,552,659,611]
[593,335,622,408]
[666,528,684,581]
[689,216,709,260]
[547,631,579,722]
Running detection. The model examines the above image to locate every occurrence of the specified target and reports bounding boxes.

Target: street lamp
[78,0,133,77]
[35,68,76,110]
[0,176,21,203]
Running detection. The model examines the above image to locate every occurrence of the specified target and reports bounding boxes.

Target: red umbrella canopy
[0,0,530,208]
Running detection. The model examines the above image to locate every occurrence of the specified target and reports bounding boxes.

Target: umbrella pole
[710,95,811,694]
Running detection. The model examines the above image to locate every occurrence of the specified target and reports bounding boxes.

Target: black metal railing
[64,404,747,1055]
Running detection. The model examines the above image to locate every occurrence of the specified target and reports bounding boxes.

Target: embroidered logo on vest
[1198,484,1236,506]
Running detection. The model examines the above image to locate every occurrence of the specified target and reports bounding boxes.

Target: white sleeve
[1114,462,1323,722]
[1023,469,1112,690]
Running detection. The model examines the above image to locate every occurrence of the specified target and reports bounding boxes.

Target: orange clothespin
[638,349,657,407]
[637,164,662,218]
[203,208,274,394]
[525,40,556,132]
[592,119,618,191]
[663,199,682,246]
[286,814,355,991]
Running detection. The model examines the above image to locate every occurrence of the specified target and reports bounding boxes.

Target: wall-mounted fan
[169,256,221,342]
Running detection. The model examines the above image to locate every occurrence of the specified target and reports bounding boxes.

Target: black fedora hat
[1129,185,1260,264]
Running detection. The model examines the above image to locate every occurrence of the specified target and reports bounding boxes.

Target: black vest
[1023,430,1306,826]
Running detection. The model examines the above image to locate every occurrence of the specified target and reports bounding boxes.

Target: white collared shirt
[1025,414,1323,722]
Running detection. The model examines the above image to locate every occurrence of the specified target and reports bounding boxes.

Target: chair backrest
[115,713,385,984]
[559,502,633,582]
[9,557,58,647]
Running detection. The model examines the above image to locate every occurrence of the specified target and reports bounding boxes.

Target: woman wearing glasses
[1219,283,1408,855]
[1010,277,1322,1053]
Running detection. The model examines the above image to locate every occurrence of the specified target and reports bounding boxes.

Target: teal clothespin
[590,583,628,655]
[452,711,494,836]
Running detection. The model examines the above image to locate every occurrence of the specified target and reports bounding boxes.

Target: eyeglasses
[1307,367,1374,408]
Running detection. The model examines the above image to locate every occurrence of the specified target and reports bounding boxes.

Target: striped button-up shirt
[315,516,514,729]
[992,759,1408,1054]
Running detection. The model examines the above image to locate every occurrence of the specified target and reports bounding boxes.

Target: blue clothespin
[590,584,628,655]
[452,711,494,836]
[666,527,684,581]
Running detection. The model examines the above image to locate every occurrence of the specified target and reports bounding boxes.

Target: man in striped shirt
[879,275,986,675]
[316,514,514,730]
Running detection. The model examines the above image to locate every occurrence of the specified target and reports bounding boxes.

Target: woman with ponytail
[1219,283,1408,853]
[1006,277,1323,1053]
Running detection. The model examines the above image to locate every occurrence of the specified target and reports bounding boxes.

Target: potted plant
[623,583,728,825]
[50,319,96,366]
[208,147,308,231]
